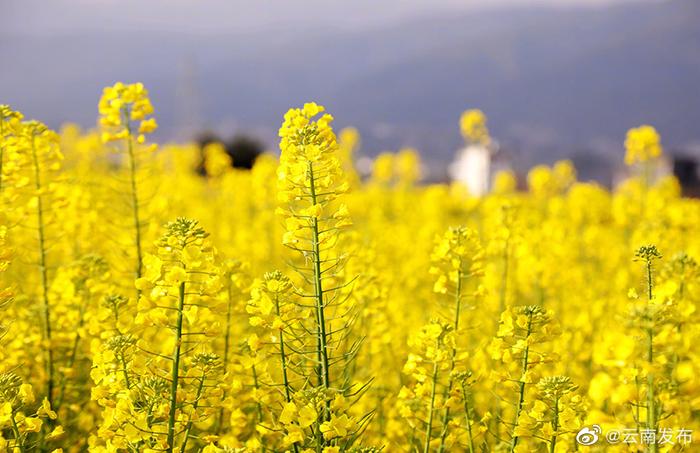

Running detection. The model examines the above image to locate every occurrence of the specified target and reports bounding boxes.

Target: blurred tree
[196,131,263,175]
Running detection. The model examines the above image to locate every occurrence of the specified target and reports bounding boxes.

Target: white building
[449,144,492,196]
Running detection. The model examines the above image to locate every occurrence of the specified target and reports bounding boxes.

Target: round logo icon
[576,425,602,446]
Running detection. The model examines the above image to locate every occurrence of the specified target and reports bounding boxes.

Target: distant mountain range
[2,0,699,181]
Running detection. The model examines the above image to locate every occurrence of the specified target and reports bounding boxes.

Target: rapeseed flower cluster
[0,87,698,453]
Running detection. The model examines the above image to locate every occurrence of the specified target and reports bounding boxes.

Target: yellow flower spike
[371,152,395,184]
[625,124,663,165]
[203,142,232,177]
[460,109,491,145]
[528,164,555,196]
[492,170,517,194]
[396,147,422,186]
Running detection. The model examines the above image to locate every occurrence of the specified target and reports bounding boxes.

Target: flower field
[0,83,698,452]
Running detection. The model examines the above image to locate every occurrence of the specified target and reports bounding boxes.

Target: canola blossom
[0,85,698,453]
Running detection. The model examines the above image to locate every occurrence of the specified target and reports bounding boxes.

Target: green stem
[646,339,656,453]
[437,269,463,453]
[251,363,264,429]
[110,295,132,390]
[275,292,299,453]
[634,374,641,433]
[308,162,331,417]
[217,279,234,433]
[166,281,186,452]
[493,239,510,442]
[123,109,143,283]
[461,381,475,453]
[30,133,54,407]
[179,370,206,453]
[11,411,26,453]
[510,313,533,453]
[55,292,90,409]
[275,294,295,403]
[646,260,653,301]
[549,397,559,453]
[223,280,234,373]
[120,353,132,389]
[645,259,657,453]
[423,360,440,453]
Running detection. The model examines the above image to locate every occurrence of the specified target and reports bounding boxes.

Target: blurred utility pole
[175,55,203,142]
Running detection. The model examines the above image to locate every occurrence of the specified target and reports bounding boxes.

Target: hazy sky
[3,0,660,35]
[1,0,693,173]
